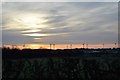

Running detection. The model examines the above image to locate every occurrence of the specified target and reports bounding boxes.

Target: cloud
[2,0,120,2]
[2,2,118,45]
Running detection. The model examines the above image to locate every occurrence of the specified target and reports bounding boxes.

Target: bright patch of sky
[2,2,118,45]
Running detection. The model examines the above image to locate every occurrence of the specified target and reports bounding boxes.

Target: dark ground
[2,48,120,80]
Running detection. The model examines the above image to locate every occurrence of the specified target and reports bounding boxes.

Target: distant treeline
[2,48,120,59]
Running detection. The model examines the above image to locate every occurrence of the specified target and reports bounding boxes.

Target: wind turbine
[50,44,52,49]
[70,44,72,49]
[66,45,68,49]
[23,44,26,49]
[103,43,104,49]
[53,44,55,49]
[115,43,117,48]
[83,43,85,48]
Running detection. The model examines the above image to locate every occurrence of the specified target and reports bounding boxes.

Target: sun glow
[23,33,48,37]
[15,14,51,37]
[21,16,39,24]
[19,14,47,24]
[16,14,48,29]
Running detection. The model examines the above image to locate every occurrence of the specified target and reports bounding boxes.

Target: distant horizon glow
[2,43,118,49]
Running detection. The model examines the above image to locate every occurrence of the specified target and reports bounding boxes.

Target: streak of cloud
[2,2,118,45]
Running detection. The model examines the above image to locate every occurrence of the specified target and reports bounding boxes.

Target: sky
[2,2,118,48]
[2,0,120,2]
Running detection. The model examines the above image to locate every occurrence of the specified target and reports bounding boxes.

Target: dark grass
[2,48,120,80]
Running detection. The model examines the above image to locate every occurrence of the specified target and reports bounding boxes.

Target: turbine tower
[70,44,72,49]
[83,43,85,48]
[103,43,104,48]
[53,44,55,49]
[23,44,26,49]
[115,43,117,48]
[50,44,52,49]
[66,45,68,49]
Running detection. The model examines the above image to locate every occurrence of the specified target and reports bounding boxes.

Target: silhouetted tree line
[2,58,120,80]
[2,47,120,59]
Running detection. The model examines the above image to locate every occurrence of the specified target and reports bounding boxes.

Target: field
[2,48,120,80]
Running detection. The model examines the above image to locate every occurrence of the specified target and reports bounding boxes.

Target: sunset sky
[2,2,118,49]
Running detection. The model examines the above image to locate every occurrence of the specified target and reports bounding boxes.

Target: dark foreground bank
[2,48,120,80]
[2,48,120,59]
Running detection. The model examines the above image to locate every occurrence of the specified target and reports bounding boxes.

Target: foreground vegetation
[2,48,120,80]
[2,58,120,80]
[2,48,120,59]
